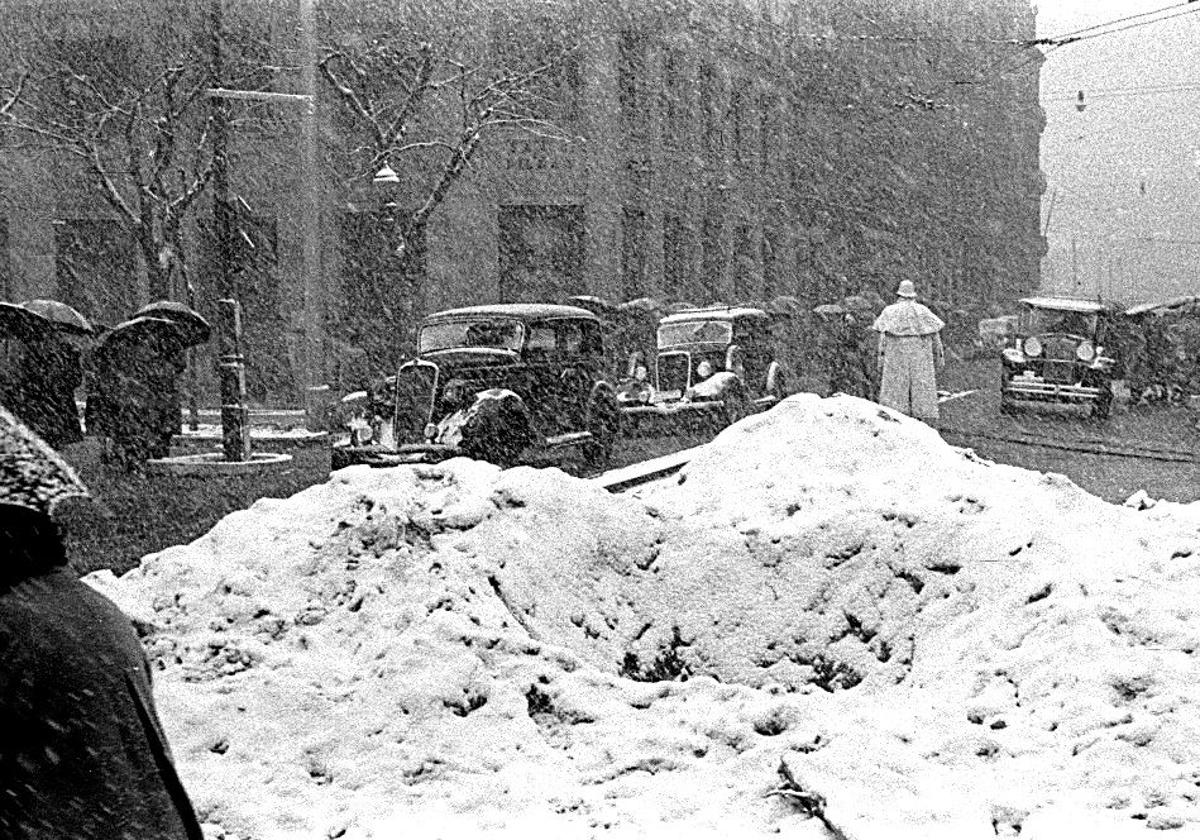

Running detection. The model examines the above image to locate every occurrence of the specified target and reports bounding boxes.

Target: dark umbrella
[20,299,94,335]
[133,301,212,346]
[617,296,663,314]
[767,295,805,316]
[0,403,89,514]
[98,316,187,354]
[0,302,53,341]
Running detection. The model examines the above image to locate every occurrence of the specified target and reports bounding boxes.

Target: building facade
[0,0,1045,405]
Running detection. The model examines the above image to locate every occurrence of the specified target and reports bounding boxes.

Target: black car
[1000,296,1124,419]
[616,306,789,432]
[332,304,620,470]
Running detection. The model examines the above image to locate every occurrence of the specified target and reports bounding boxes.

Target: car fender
[454,387,535,464]
[689,370,740,399]
[766,360,786,396]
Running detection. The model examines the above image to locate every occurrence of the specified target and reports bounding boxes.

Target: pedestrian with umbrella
[0,300,93,450]
[86,316,189,470]
[0,405,205,839]
[133,301,212,433]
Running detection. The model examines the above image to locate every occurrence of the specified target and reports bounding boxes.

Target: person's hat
[897,280,917,299]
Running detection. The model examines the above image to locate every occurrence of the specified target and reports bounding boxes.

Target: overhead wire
[1036,0,1198,43]
[1037,2,1200,47]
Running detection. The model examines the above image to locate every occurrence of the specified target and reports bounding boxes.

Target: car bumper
[619,399,724,418]
[1003,379,1103,402]
[331,442,455,470]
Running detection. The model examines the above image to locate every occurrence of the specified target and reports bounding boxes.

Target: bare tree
[2,50,210,301]
[318,3,580,268]
[0,5,277,305]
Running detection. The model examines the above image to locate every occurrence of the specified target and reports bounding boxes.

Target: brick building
[0,0,1045,405]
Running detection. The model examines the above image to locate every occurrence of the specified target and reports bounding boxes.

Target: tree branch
[379,41,433,155]
[318,51,386,152]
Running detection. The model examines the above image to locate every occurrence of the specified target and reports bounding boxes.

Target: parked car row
[331,302,792,472]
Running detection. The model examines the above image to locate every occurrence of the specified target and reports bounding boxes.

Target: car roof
[659,305,769,325]
[425,303,599,322]
[1018,296,1118,314]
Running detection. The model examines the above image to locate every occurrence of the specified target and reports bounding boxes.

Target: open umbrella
[98,316,187,355]
[0,302,53,341]
[21,299,94,335]
[0,404,89,515]
[133,301,212,346]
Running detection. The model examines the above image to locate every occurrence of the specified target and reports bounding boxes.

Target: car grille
[393,362,437,443]
[657,352,690,394]
[1042,336,1078,361]
[1042,360,1077,384]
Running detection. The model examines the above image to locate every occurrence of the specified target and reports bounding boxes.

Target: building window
[701,198,723,301]
[699,64,722,161]
[732,221,755,302]
[490,12,581,125]
[0,217,10,301]
[618,29,649,138]
[497,204,585,304]
[621,207,648,301]
[53,218,135,329]
[662,212,687,301]
[731,77,750,163]
[662,48,685,148]
[763,223,782,299]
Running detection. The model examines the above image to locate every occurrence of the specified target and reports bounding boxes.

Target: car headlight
[1022,336,1043,357]
[1075,340,1095,362]
[696,360,714,379]
[349,417,374,446]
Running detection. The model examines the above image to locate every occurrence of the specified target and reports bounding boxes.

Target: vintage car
[616,305,788,431]
[1000,296,1124,419]
[331,303,620,471]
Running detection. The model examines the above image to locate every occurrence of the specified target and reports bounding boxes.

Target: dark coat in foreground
[0,505,203,840]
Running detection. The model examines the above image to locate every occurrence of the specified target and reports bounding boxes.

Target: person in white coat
[872,280,945,424]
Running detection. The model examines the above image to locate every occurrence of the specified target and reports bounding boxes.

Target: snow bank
[95,395,1200,839]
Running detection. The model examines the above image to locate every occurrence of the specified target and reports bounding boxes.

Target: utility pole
[299,0,327,430]
[1071,237,1079,293]
[210,0,250,461]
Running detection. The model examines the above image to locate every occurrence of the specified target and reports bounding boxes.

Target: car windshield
[1021,307,1098,337]
[419,319,524,353]
[657,319,733,349]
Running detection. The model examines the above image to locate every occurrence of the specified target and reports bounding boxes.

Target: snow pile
[94,394,1200,839]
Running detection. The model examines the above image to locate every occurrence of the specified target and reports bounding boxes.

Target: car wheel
[582,391,619,472]
[1091,387,1113,421]
[999,375,1017,415]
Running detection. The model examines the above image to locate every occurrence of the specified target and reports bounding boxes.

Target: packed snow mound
[93,394,1200,839]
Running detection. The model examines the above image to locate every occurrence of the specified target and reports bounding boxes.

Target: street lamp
[372,162,406,258]
[373,163,400,185]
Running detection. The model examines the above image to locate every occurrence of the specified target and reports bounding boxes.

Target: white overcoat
[872,300,945,423]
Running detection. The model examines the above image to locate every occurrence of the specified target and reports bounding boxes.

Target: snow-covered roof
[425,303,598,322]
[1124,295,1200,316]
[659,305,768,325]
[1018,296,1117,314]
